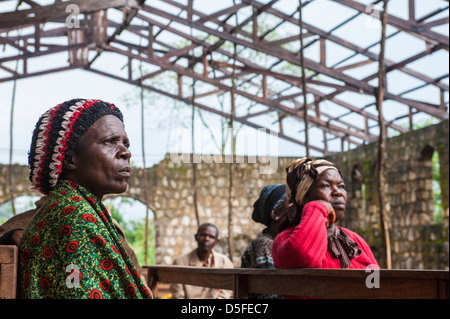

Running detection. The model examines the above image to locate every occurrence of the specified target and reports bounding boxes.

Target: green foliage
[0,196,40,224]
[104,197,155,266]
[432,151,443,224]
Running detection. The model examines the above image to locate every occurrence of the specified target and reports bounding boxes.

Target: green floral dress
[19,180,152,299]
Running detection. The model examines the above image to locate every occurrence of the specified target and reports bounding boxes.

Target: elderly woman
[272,158,379,271]
[19,99,152,299]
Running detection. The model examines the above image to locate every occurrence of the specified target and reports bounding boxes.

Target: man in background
[170,223,234,299]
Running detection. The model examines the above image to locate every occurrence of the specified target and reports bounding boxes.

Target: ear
[63,154,77,172]
[270,209,278,221]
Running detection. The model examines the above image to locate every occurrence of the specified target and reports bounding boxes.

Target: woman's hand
[315,200,336,228]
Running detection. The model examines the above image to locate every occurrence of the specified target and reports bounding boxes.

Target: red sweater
[272,201,379,269]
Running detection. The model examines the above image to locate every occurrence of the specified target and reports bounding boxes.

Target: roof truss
[0,0,448,155]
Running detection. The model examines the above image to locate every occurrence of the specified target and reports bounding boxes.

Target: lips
[332,201,346,209]
[331,200,346,208]
[118,166,131,178]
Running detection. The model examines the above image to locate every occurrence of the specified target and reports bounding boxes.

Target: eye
[105,138,115,145]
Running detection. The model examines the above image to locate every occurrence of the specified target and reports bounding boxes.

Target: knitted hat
[28,98,124,195]
[252,184,287,227]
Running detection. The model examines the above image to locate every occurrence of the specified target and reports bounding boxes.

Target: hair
[28,98,124,195]
[196,223,219,239]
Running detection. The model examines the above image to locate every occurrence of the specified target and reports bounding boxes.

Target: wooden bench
[1,245,448,299]
[145,265,449,299]
[0,245,18,299]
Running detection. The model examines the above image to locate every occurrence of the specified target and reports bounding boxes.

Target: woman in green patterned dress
[19,99,152,299]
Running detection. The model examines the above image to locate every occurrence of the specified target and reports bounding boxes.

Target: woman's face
[68,115,132,199]
[304,169,347,222]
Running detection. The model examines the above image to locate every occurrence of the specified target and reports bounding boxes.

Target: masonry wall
[146,155,292,265]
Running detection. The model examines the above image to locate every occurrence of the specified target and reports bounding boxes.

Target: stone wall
[1,120,448,269]
[144,155,292,266]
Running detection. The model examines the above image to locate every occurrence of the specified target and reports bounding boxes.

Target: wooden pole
[376,0,392,269]
[189,8,201,229]
[8,54,19,216]
[191,77,200,229]
[227,3,239,261]
[298,0,310,157]
[139,71,150,265]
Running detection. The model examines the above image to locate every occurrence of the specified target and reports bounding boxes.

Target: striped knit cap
[28,98,124,195]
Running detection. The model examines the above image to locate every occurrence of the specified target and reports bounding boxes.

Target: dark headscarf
[252,184,286,227]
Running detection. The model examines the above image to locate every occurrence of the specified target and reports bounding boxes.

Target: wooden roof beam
[0,0,143,29]
[334,0,449,49]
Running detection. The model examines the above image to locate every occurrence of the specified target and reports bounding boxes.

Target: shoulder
[250,234,273,252]
[212,250,234,267]
[173,249,196,264]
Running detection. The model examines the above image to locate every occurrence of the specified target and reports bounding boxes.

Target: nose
[332,185,343,197]
[118,143,132,160]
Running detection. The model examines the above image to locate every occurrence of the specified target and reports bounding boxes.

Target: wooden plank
[0,264,17,299]
[0,246,18,300]
[153,266,235,291]
[0,245,17,264]
[144,266,449,299]
[245,272,440,299]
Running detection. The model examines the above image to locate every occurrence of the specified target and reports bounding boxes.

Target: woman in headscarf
[19,99,152,299]
[272,158,379,271]
[241,184,292,299]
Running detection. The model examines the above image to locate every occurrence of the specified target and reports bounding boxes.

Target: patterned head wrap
[28,98,124,195]
[286,157,341,207]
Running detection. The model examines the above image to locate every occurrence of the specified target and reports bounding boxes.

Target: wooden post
[148,23,154,58]
[0,246,18,299]
[252,6,259,44]
[203,47,209,78]
[376,0,392,269]
[298,0,310,157]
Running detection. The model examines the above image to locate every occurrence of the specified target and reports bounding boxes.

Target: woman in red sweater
[272,158,379,270]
